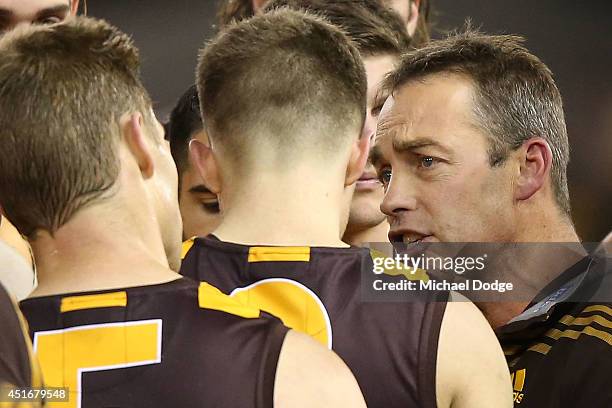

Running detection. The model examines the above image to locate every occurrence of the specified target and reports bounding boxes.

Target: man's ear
[407,0,420,37]
[70,0,80,15]
[189,139,222,194]
[515,137,553,202]
[122,112,155,180]
[252,0,268,12]
[345,134,370,187]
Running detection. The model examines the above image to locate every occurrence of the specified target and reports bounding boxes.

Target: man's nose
[380,175,418,217]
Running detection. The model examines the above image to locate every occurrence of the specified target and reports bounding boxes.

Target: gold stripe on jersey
[519,305,612,358]
[582,304,612,317]
[559,313,612,329]
[526,342,552,356]
[60,292,127,313]
[198,282,260,319]
[248,247,311,263]
[546,326,612,347]
[182,238,195,260]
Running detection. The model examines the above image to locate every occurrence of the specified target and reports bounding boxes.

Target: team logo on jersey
[511,368,526,404]
[230,278,333,349]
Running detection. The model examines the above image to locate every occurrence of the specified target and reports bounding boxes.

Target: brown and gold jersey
[0,283,42,407]
[498,254,612,407]
[181,235,448,408]
[19,278,288,408]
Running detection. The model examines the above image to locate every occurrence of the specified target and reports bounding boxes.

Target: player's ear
[189,139,222,195]
[345,134,370,187]
[251,0,268,12]
[70,0,80,15]
[407,0,421,37]
[122,112,155,180]
[514,137,552,202]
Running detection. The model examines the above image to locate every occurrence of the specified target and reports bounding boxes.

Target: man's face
[347,54,396,234]
[0,0,75,34]
[178,129,221,240]
[372,73,516,244]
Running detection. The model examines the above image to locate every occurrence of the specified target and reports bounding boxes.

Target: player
[216,0,430,46]
[0,0,80,300]
[174,0,410,245]
[166,85,221,240]
[0,17,365,407]
[372,29,612,407]
[264,0,410,246]
[184,9,512,408]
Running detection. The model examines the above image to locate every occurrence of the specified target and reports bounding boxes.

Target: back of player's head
[197,9,367,171]
[383,28,570,216]
[0,17,153,237]
[167,85,203,177]
[263,0,411,56]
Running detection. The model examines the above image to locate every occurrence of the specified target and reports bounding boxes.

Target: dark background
[88,0,611,241]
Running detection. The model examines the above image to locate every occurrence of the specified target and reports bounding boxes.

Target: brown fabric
[181,235,448,408]
[20,278,287,408]
[498,255,612,407]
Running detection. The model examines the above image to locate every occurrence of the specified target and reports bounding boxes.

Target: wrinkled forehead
[374,94,408,144]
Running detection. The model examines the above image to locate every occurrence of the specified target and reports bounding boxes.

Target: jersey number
[230,278,333,348]
[33,319,162,408]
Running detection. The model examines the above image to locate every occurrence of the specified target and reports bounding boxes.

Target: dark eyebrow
[35,4,70,19]
[392,137,452,156]
[188,184,214,195]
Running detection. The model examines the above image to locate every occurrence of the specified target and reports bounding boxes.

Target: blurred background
[88,0,611,241]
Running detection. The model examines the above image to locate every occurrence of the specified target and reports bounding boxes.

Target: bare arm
[274,330,366,408]
[436,293,513,408]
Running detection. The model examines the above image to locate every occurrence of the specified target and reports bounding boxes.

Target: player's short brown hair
[197,9,367,170]
[383,28,571,215]
[216,0,431,46]
[0,17,153,237]
[264,0,411,56]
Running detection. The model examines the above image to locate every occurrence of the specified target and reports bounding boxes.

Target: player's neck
[215,174,349,247]
[343,220,389,247]
[512,195,580,243]
[29,205,179,298]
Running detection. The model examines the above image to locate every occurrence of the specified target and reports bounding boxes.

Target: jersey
[0,283,42,407]
[19,278,288,408]
[498,252,612,407]
[180,235,448,408]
